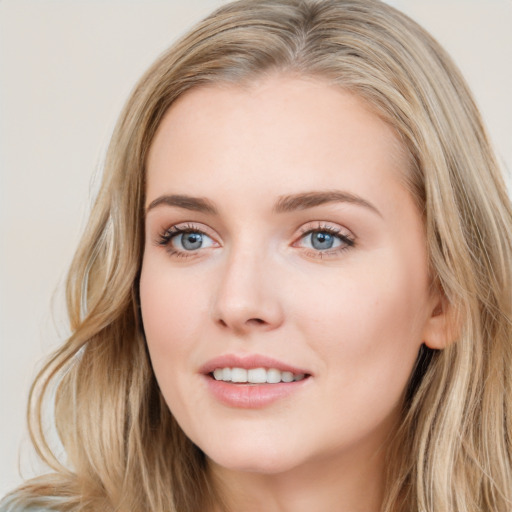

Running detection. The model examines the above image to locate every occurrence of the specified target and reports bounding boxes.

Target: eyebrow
[145,190,381,217]
[273,190,382,217]
[146,194,218,215]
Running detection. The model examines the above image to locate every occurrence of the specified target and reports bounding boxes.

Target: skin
[140,75,446,512]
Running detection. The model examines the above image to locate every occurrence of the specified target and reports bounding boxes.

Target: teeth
[267,368,281,384]
[231,368,247,383]
[248,368,267,383]
[212,367,306,384]
[281,371,294,383]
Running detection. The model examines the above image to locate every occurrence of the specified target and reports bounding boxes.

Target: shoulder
[0,508,50,512]
[0,499,55,512]
[0,506,54,512]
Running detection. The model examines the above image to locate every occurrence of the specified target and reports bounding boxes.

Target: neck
[208,441,387,512]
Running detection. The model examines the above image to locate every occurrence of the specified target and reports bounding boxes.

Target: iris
[310,231,335,250]
[181,232,203,250]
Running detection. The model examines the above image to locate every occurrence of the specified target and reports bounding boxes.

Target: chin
[209,451,301,475]
[200,435,306,475]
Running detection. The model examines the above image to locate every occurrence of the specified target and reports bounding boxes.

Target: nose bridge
[213,238,283,333]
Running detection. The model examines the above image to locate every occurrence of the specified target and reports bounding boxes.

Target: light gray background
[1,0,511,496]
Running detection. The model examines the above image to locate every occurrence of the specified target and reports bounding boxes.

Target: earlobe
[422,294,460,350]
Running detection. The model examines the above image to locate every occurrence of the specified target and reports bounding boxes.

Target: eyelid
[159,222,219,240]
[295,221,354,240]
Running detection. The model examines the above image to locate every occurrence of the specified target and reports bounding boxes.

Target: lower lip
[204,375,310,409]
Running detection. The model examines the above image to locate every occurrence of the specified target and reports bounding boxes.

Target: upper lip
[199,354,311,376]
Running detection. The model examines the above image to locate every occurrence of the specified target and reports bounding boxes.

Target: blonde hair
[4,0,512,511]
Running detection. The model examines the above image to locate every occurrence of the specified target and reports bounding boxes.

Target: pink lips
[200,354,311,409]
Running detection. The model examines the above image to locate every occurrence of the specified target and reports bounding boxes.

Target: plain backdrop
[0,0,511,497]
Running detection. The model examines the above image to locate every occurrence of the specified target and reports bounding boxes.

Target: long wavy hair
[4,0,512,511]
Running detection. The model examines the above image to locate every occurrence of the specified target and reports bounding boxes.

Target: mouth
[210,367,308,384]
[201,354,312,407]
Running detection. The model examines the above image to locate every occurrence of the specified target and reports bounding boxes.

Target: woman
[2,0,511,511]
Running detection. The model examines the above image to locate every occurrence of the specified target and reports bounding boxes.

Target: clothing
[0,500,54,512]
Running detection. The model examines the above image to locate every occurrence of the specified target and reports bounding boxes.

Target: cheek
[139,256,207,374]
[293,252,430,387]
[139,256,212,427]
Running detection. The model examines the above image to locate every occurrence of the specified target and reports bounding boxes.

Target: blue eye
[171,231,215,251]
[309,231,336,250]
[157,225,217,256]
[176,232,203,250]
[299,228,354,252]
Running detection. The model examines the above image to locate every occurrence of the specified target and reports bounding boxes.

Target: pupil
[182,232,203,250]
[312,232,334,250]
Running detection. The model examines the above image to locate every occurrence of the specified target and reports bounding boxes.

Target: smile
[212,367,306,384]
[201,354,312,408]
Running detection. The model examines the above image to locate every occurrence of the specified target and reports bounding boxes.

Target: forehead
[145,75,410,207]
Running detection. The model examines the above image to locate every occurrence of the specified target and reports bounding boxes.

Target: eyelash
[156,222,355,260]
[156,223,214,259]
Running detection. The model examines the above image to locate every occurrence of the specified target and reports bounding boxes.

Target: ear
[422,291,460,350]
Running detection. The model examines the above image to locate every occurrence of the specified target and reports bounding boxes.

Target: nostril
[247,318,266,326]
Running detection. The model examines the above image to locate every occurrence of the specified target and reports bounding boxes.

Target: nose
[212,247,284,335]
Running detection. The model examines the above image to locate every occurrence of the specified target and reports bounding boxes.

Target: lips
[200,354,312,408]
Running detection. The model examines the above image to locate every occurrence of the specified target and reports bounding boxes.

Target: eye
[157,224,218,257]
[294,224,355,255]
[304,231,341,250]
[172,231,214,251]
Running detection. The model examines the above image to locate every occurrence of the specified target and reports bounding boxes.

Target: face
[140,76,439,476]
